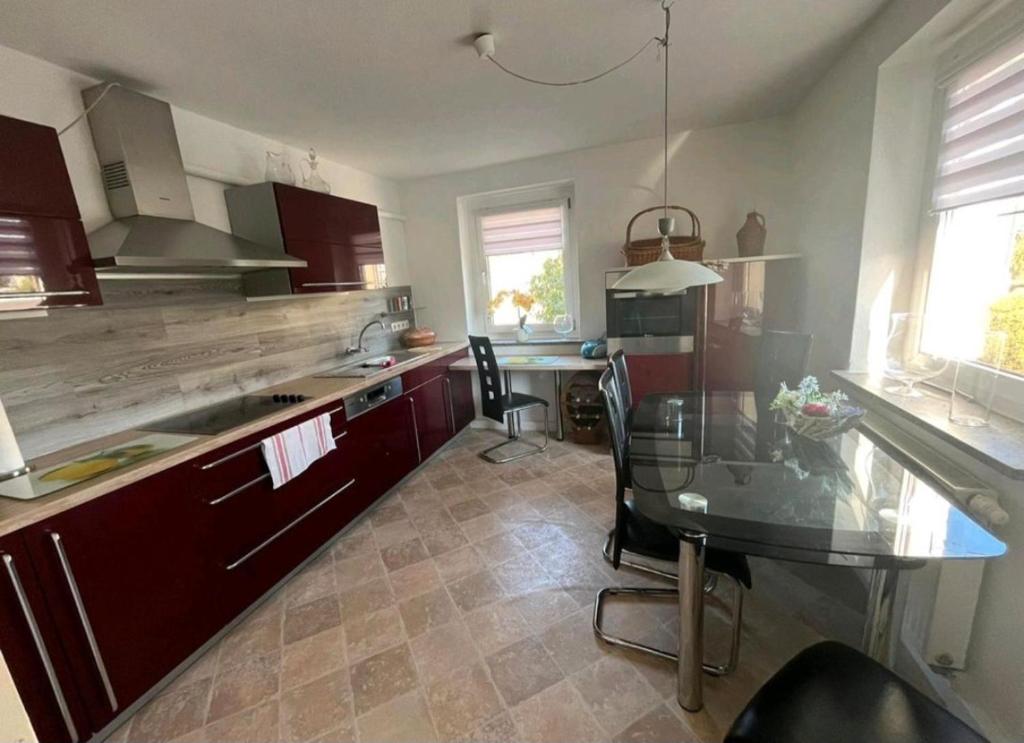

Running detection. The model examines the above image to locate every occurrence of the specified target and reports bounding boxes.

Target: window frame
[910,11,1024,422]
[458,181,580,341]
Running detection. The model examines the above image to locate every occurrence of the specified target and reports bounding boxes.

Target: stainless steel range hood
[83,85,307,273]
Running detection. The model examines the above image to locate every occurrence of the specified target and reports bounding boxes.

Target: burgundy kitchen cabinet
[226,182,385,297]
[0,115,101,310]
[346,394,418,506]
[0,532,90,743]
[625,353,694,404]
[408,374,452,463]
[449,370,475,432]
[22,462,220,731]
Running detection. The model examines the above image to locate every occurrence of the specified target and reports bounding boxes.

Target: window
[459,182,579,339]
[920,32,1024,384]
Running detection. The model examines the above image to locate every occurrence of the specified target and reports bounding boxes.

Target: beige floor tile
[285,560,338,608]
[200,698,281,743]
[207,651,281,723]
[284,595,342,645]
[368,500,408,527]
[457,512,505,542]
[420,525,470,557]
[540,608,607,675]
[428,470,464,490]
[433,545,484,583]
[349,643,419,716]
[356,690,438,743]
[512,521,566,550]
[511,678,606,743]
[409,620,480,686]
[448,569,506,613]
[339,577,395,624]
[474,531,526,566]
[373,518,421,549]
[345,606,407,663]
[280,668,353,743]
[462,711,520,743]
[281,627,347,691]
[571,654,662,735]
[492,553,557,596]
[448,497,491,522]
[331,526,377,560]
[510,587,581,628]
[423,662,503,739]
[217,609,283,671]
[612,703,699,743]
[485,636,564,706]
[380,536,431,571]
[129,677,212,742]
[464,599,532,655]
[388,558,443,601]
[334,551,386,589]
[397,585,458,638]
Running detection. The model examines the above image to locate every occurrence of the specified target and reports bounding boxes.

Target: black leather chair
[593,366,752,675]
[725,641,988,743]
[468,335,550,463]
[609,349,632,415]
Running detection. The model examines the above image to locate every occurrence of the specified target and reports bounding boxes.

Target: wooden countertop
[0,342,468,537]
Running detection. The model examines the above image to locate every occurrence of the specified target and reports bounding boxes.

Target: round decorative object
[736,211,766,257]
[781,406,864,441]
[401,327,436,348]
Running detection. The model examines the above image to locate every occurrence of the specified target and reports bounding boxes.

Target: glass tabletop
[628,392,1006,565]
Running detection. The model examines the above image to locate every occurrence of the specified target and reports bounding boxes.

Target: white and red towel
[260,413,337,489]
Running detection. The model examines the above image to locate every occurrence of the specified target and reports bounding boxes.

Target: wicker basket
[623,205,705,266]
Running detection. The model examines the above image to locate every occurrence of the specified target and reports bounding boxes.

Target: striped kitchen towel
[260,413,337,489]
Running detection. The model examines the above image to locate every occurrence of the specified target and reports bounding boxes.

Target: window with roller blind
[460,182,579,338]
[920,30,1024,382]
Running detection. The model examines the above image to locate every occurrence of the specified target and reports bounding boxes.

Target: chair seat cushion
[725,641,988,743]
[621,501,752,588]
[500,391,549,413]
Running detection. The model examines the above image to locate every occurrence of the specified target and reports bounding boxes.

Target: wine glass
[553,314,575,338]
[883,313,948,396]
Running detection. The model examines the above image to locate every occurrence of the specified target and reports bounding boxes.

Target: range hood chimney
[83,85,307,273]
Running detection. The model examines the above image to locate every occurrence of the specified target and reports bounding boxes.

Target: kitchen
[0,1,1022,742]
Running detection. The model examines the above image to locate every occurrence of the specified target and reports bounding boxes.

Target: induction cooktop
[139,394,308,436]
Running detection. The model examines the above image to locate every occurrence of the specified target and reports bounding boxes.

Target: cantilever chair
[609,349,633,416]
[593,365,751,676]
[468,335,550,464]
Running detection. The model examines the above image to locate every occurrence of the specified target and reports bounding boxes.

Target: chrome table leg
[504,370,515,439]
[862,566,900,666]
[554,369,565,441]
[677,533,706,712]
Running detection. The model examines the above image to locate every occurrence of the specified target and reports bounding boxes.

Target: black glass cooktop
[139,394,308,436]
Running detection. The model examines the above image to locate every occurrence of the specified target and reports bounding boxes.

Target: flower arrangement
[770,376,864,440]
[489,290,536,340]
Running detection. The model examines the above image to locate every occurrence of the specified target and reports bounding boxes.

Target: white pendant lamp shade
[612,256,723,292]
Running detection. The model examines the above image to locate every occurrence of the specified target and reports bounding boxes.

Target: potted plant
[769,376,864,441]
[489,290,536,342]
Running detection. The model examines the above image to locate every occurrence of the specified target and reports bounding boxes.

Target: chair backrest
[757,330,813,395]
[609,349,633,413]
[599,366,630,569]
[468,335,505,423]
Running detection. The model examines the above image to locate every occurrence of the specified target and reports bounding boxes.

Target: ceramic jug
[736,211,766,257]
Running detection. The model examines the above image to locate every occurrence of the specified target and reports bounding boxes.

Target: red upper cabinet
[226,182,385,297]
[0,114,101,310]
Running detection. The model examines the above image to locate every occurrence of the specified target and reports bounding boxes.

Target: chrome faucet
[347,319,386,354]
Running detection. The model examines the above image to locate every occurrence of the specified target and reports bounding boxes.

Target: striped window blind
[934,33,1024,211]
[480,206,564,256]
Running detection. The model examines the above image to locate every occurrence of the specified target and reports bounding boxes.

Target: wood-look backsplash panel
[0,280,413,458]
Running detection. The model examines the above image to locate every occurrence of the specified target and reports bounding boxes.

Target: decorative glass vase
[516,317,532,343]
[264,151,295,185]
[949,330,1008,427]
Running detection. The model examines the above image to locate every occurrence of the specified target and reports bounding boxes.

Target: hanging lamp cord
[485,0,672,88]
[662,1,671,219]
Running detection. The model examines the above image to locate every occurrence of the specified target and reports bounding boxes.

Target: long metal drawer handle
[2,553,79,742]
[49,533,118,712]
[199,441,262,470]
[1,290,90,299]
[207,473,271,506]
[333,430,348,441]
[226,478,356,571]
[443,378,456,435]
[408,397,422,462]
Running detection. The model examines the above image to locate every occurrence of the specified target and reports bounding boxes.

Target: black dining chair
[593,366,752,676]
[724,641,988,743]
[468,335,550,463]
[609,349,632,414]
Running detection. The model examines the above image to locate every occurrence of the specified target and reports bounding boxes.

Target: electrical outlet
[390,320,410,332]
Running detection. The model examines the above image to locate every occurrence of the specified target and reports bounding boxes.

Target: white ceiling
[0,0,888,180]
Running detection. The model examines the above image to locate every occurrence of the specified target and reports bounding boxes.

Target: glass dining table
[628,391,1006,712]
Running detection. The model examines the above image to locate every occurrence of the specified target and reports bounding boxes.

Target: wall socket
[390,320,410,332]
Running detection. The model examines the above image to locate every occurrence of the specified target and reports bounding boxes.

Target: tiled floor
[109,428,830,743]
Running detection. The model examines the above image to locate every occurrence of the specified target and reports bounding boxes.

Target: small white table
[448,355,606,440]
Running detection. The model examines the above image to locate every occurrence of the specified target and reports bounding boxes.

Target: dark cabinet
[347,394,419,505]
[22,462,219,731]
[408,375,452,462]
[624,353,694,403]
[0,115,101,310]
[449,369,476,433]
[226,182,385,297]
[0,532,89,743]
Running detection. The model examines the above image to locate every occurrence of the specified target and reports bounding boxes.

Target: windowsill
[833,370,1024,481]
[490,338,580,346]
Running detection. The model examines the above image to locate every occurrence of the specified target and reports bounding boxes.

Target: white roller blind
[480,205,563,256]
[934,33,1024,211]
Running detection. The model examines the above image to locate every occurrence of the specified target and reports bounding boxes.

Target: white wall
[0,43,403,242]
[400,117,795,343]
[789,0,952,378]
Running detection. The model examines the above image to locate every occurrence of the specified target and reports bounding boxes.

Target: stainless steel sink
[316,350,423,378]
